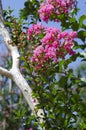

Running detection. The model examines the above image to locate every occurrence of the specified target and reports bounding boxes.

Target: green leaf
[59,60,64,71]
[4,21,11,26]
[80,52,86,59]
[81,78,86,83]
[78,30,86,42]
[70,17,76,23]
[80,122,86,128]
[71,19,79,31]
[58,76,68,88]
[79,15,86,28]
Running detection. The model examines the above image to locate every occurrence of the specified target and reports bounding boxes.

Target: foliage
[1,0,86,130]
[19,0,42,23]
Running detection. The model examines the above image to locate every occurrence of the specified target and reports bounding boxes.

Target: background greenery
[0,0,86,129]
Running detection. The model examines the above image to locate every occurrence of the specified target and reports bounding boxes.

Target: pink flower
[44,46,57,61]
[29,128,33,130]
[38,3,54,22]
[45,27,60,34]
[60,32,68,38]
[31,45,45,67]
[38,0,76,22]
[64,42,73,51]
[69,31,77,38]
[33,45,44,57]
[42,33,54,45]
[56,10,60,15]
[27,23,43,40]
[42,27,61,45]
[60,1,66,7]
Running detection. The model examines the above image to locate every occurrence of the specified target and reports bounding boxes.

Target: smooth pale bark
[10,68,35,112]
[0,66,11,78]
[0,0,44,127]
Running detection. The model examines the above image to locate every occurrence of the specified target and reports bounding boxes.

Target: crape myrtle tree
[0,0,86,129]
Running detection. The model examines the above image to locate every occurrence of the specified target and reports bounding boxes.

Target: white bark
[10,68,35,112]
[0,0,44,126]
[0,66,11,78]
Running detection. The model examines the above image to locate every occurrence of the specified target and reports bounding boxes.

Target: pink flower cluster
[28,25,77,69]
[38,3,54,22]
[38,0,76,22]
[27,23,43,40]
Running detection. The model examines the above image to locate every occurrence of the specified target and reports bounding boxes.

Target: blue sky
[2,0,25,17]
[77,0,86,15]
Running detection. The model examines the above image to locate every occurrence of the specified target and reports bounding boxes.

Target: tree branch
[0,66,11,78]
[0,0,44,126]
